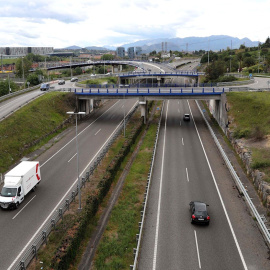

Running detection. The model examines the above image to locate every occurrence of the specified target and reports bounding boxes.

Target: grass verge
[0,92,76,173]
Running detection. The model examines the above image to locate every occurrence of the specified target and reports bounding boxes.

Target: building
[0,47,53,56]
[128,47,135,59]
[116,47,125,58]
[135,47,142,56]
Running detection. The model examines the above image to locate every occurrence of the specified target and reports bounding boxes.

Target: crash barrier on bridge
[130,101,164,270]
[217,78,254,86]
[9,103,139,270]
[74,87,228,97]
[196,100,270,248]
[85,82,221,89]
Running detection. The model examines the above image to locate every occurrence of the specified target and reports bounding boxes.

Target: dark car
[40,83,50,91]
[58,80,65,85]
[70,77,78,82]
[183,113,190,121]
[189,201,210,225]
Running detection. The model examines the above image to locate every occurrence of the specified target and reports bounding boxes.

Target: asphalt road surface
[138,100,269,270]
[0,98,137,270]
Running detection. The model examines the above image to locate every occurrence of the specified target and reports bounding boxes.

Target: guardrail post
[82,177,86,187]
[20,261,26,270]
[42,231,47,245]
[72,191,75,202]
[59,208,63,219]
[130,265,134,270]
[32,245,37,260]
[133,248,137,257]
[86,171,90,181]
[51,219,56,229]
[66,199,70,210]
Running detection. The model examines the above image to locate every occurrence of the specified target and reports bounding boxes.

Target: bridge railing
[74,87,228,95]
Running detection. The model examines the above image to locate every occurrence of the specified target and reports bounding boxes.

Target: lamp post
[22,57,25,88]
[66,111,86,210]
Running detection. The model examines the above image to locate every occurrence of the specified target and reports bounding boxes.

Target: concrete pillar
[157,76,161,86]
[139,99,148,124]
[77,98,93,114]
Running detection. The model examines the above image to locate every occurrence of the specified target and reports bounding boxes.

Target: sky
[0,0,269,49]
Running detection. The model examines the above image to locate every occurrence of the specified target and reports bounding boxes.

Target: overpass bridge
[72,86,228,129]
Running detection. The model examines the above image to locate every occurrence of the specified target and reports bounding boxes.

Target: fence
[8,102,139,270]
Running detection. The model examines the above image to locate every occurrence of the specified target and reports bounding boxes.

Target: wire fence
[9,103,139,270]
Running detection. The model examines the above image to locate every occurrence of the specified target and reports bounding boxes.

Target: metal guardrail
[130,101,164,270]
[8,102,139,270]
[0,85,40,102]
[196,100,270,247]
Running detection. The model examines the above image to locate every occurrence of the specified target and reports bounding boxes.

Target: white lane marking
[153,101,169,270]
[12,196,36,220]
[182,137,184,145]
[178,109,180,113]
[194,230,201,269]
[188,100,248,270]
[7,101,138,270]
[95,129,101,136]
[186,168,189,182]
[178,101,179,104]
[41,100,120,168]
[68,153,77,162]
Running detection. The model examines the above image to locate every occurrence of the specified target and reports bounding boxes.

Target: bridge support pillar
[139,99,148,124]
[77,98,93,115]
[208,93,228,133]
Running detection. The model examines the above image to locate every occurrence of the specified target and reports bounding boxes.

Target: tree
[261,37,270,48]
[236,52,244,70]
[101,54,114,60]
[243,57,255,67]
[0,80,19,96]
[27,73,40,86]
[205,60,225,82]
[74,67,83,75]
[15,57,32,78]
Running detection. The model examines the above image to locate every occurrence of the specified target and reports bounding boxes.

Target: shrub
[233,128,251,139]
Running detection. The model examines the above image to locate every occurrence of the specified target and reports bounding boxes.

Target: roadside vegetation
[0,92,75,173]
[227,92,270,182]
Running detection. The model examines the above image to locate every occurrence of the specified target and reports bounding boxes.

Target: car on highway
[183,113,190,121]
[40,83,50,91]
[70,77,78,82]
[189,201,210,225]
[58,80,65,85]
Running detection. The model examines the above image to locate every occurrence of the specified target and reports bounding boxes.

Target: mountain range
[63,35,259,53]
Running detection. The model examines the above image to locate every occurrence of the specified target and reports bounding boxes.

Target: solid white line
[41,100,120,168]
[188,100,248,270]
[182,137,184,145]
[194,230,201,269]
[68,153,77,163]
[186,168,189,182]
[95,128,101,136]
[8,101,138,270]
[12,196,36,220]
[153,101,169,270]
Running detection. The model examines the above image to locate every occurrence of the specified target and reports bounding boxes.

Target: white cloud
[0,0,269,48]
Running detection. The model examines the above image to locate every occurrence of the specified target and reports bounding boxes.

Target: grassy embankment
[0,92,75,173]
[227,92,270,182]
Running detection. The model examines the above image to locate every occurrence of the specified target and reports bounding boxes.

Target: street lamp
[22,57,25,88]
[66,111,86,210]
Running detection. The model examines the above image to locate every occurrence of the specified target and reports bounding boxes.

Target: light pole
[66,111,86,210]
[22,57,25,88]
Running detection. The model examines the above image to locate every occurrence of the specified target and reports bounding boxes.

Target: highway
[0,97,137,270]
[138,100,269,270]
